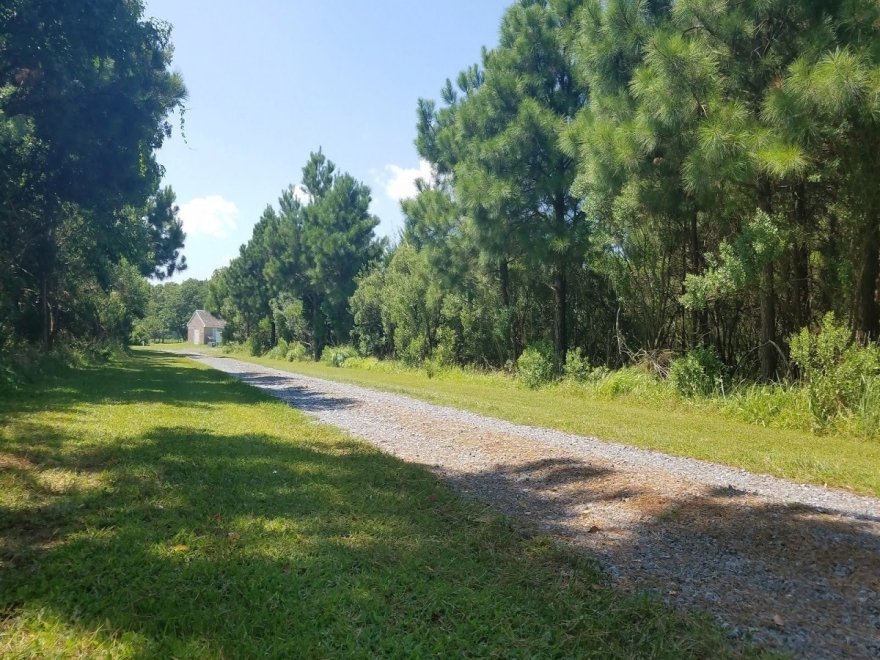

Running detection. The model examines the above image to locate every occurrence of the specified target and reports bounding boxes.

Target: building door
[194,329,201,344]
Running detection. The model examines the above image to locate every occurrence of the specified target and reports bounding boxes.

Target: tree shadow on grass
[0,352,280,424]
[0,417,729,657]
[444,456,880,656]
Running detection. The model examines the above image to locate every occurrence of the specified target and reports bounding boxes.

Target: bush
[247,334,264,357]
[424,357,442,379]
[563,348,591,382]
[266,338,289,360]
[432,327,457,367]
[593,367,663,399]
[517,342,555,389]
[669,346,727,398]
[248,318,274,356]
[789,313,880,429]
[320,344,359,368]
[285,341,309,362]
[856,376,880,438]
[723,383,812,430]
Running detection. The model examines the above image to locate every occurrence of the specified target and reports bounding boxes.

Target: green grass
[0,351,737,657]
[196,347,880,498]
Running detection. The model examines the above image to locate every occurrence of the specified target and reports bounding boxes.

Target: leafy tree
[419,0,589,363]
[214,150,382,358]
[0,0,187,345]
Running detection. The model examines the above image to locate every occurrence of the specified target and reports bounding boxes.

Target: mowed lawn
[197,349,880,498]
[0,351,735,658]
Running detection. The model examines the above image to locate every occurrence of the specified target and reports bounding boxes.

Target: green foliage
[593,368,666,400]
[723,383,813,431]
[266,338,289,360]
[246,318,273,357]
[669,347,727,399]
[563,348,592,383]
[856,377,880,438]
[517,342,556,389]
[209,151,382,357]
[285,341,309,362]
[681,211,788,310]
[789,313,880,429]
[0,351,738,657]
[320,344,359,368]
[0,1,187,346]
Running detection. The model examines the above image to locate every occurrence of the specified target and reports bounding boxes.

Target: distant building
[187,310,227,345]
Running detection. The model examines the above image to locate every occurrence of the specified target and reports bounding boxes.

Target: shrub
[424,357,441,379]
[856,376,880,438]
[397,336,426,367]
[266,338,290,360]
[517,342,555,389]
[248,318,274,356]
[432,327,457,367]
[563,348,591,382]
[790,313,880,428]
[320,345,359,368]
[724,383,812,430]
[247,334,264,357]
[669,346,727,398]
[285,341,309,362]
[593,367,663,399]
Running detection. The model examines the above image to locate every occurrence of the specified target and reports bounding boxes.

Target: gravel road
[188,353,880,658]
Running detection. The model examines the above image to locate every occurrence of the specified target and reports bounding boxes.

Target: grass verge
[193,347,880,498]
[0,350,735,657]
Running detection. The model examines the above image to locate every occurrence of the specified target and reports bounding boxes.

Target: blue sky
[143,1,511,281]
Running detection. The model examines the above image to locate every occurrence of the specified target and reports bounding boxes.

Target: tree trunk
[311,295,323,361]
[41,275,51,349]
[791,243,810,331]
[499,258,511,309]
[790,183,811,332]
[758,181,777,380]
[760,261,777,380]
[856,219,880,341]
[689,211,708,345]
[499,257,521,360]
[552,267,567,365]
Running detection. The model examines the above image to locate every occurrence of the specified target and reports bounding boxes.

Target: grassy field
[194,347,880,498]
[0,350,736,657]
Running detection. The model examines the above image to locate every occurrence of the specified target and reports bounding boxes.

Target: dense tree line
[1,0,186,348]
[346,0,880,380]
[208,0,880,384]
[9,0,877,392]
[207,151,384,359]
[133,278,210,344]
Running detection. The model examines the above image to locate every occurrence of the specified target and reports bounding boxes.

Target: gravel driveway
[188,353,879,658]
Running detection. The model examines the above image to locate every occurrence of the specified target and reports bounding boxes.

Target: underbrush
[0,334,127,394]
[205,320,880,441]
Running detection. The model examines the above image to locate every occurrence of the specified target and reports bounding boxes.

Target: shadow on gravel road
[233,372,359,412]
[446,456,880,657]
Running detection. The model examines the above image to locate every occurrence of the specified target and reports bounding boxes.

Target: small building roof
[188,309,227,329]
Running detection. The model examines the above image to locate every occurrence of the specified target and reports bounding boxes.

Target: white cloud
[178,195,239,239]
[380,159,434,202]
[290,185,312,205]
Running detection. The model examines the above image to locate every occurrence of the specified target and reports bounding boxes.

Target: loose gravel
[189,353,880,658]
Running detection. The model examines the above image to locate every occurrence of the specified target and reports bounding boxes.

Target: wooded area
[3,0,880,418]
[0,0,186,348]
[200,0,880,381]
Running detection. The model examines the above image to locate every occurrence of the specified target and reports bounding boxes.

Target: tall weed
[789,313,880,430]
